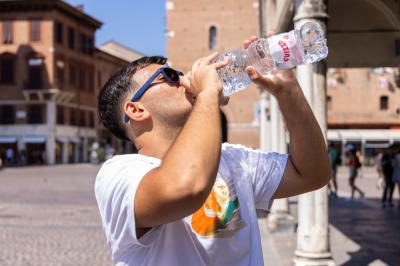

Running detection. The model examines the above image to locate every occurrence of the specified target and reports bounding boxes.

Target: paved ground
[0,164,112,266]
[1,165,399,265]
[262,167,400,266]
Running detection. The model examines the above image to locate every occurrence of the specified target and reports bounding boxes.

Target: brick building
[166,0,400,162]
[0,0,138,165]
[166,0,262,148]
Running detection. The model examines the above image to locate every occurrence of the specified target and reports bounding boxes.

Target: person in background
[5,147,14,165]
[328,142,340,198]
[391,145,400,208]
[381,146,395,208]
[346,146,364,201]
[374,150,384,189]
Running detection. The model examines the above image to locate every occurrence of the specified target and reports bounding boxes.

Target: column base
[293,251,335,266]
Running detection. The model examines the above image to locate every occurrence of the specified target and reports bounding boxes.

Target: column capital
[293,0,328,22]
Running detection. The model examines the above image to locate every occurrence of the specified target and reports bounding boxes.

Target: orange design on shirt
[190,175,246,238]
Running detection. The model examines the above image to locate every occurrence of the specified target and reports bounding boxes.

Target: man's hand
[180,53,230,106]
[189,52,228,96]
[243,35,298,98]
[242,34,330,199]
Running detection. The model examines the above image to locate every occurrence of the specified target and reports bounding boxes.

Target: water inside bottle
[216,50,252,96]
[299,22,328,64]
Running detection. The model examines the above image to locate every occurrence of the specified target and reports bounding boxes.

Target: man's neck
[137,129,179,160]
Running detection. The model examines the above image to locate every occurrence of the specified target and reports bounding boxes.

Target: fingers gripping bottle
[216,21,328,96]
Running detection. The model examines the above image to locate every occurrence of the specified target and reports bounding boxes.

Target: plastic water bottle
[216,21,328,96]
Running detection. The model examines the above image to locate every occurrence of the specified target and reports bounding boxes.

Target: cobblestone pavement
[0,164,112,266]
[262,167,400,266]
[1,165,399,266]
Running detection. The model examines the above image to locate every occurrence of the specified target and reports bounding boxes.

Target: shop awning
[0,136,17,143]
[23,136,46,144]
[328,129,400,142]
[56,136,68,143]
[69,137,81,144]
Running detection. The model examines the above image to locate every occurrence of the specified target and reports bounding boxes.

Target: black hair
[97,56,168,141]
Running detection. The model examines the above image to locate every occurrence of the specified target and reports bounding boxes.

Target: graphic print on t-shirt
[190,174,246,238]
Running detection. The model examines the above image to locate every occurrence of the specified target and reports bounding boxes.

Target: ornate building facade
[0,0,141,165]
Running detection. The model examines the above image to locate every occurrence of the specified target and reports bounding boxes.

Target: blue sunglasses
[124,67,183,123]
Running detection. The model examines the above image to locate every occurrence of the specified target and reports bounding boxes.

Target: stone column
[259,91,271,152]
[267,94,294,232]
[293,1,334,265]
[17,137,26,165]
[73,143,80,163]
[361,139,366,166]
[341,139,347,166]
[62,141,69,164]
[269,96,279,152]
[82,137,88,162]
[46,101,56,165]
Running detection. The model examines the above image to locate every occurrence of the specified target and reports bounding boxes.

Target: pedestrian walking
[381,147,395,208]
[94,36,330,265]
[346,146,364,200]
[328,142,340,198]
[392,145,400,208]
[5,147,14,165]
[375,150,384,189]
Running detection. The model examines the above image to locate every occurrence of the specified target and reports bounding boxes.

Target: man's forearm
[161,91,221,197]
[277,83,330,186]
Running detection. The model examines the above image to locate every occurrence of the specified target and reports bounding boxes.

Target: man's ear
[124,101,150,122]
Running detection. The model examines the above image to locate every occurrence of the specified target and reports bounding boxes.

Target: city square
[0,0,400,265]
[0,165,399,265]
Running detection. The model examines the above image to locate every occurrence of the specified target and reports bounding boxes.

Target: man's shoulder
[222,142,257,154]
[96,154,160,183]
[103,154,160,167]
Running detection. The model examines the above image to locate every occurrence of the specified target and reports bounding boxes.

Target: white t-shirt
[95,143,288,266]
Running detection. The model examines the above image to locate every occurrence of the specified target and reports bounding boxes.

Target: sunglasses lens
[164,68,180,82]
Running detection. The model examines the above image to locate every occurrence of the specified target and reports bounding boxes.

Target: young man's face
[130,64,194,129]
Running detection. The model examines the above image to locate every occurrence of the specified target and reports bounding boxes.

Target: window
[30,20,41,42]
[380,96,389,110]
[79,33,94,55]
[56,61,65,89]
[0,105,15,124]
[70,107,77,126]
[68,27,75,49]
[209,26,217,50]
[79,68,86,90]
[27,104,44,124]
[0,54,15,84]
[56,105,64,125]
[27,57,43,90]
[327,96,332,110]
[55,21,63,44]
[79,110,86,127]
[87,36,94,55]
[89,111,95,128]
[2,21,13,44]
[88,69,94,92]
[80,33,87,53]
[97,71,102,88]
[69,64,77,87]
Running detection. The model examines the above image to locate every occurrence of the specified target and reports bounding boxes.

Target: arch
[366,0,400,30]
[0,52,16,84]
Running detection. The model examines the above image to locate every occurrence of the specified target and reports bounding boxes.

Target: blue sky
[64,0,166,55]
